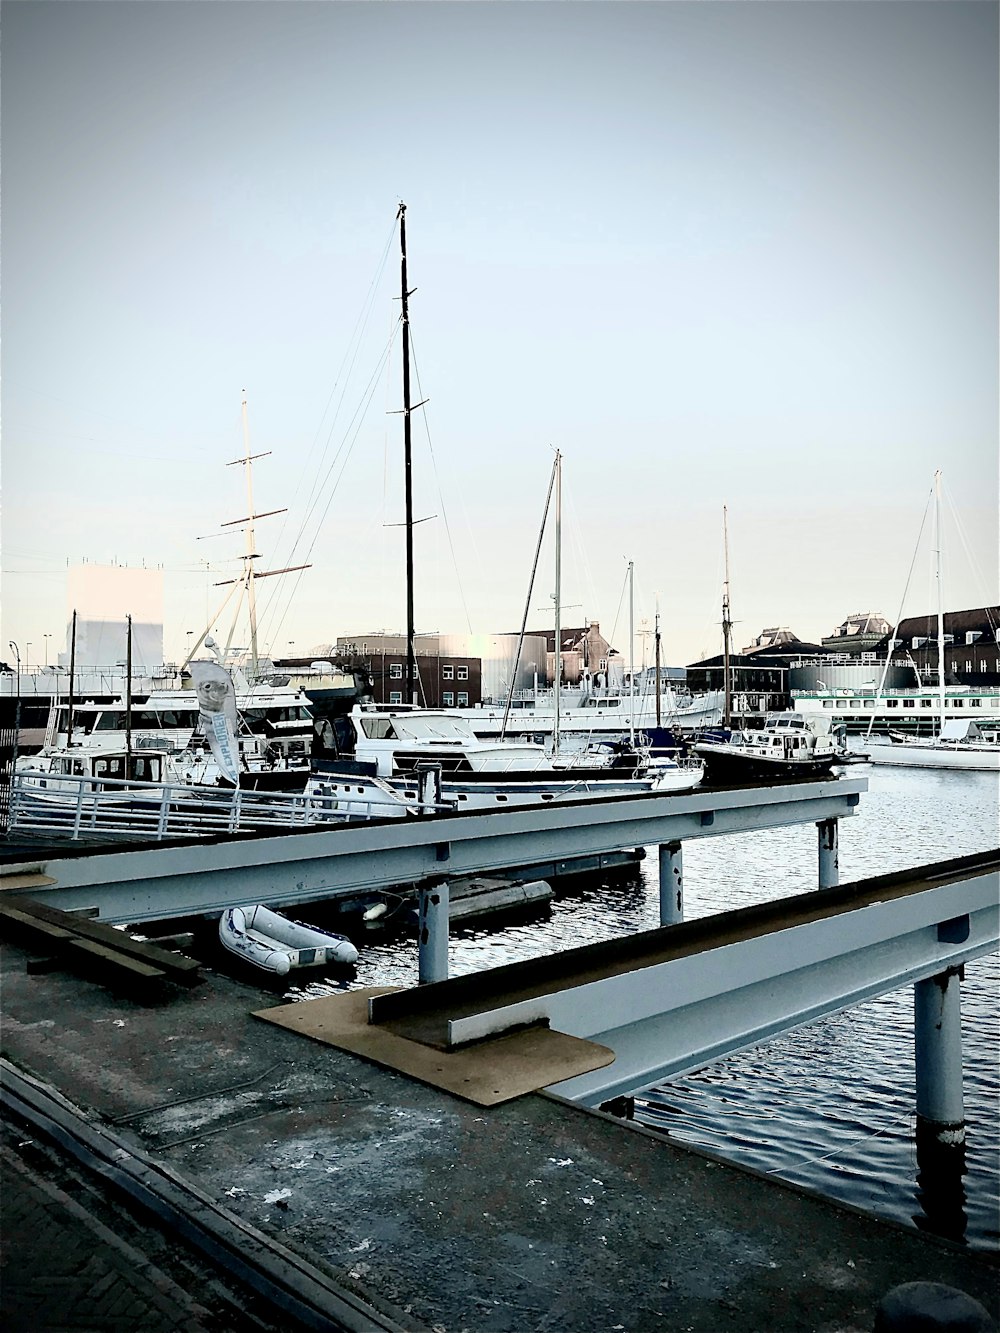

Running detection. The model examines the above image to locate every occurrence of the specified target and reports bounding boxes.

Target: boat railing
[7,769,420,842]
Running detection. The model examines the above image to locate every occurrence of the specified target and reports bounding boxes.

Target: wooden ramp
[0,893,202,998]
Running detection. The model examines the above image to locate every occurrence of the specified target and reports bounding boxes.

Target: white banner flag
[190,660,240,785]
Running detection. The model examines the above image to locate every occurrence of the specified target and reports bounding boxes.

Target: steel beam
[381,861,997,1108]
[2,776,866,924]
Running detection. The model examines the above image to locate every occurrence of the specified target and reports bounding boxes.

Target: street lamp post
[43,633,52,667]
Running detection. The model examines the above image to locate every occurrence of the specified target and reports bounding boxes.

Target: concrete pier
[1,931,997,1333]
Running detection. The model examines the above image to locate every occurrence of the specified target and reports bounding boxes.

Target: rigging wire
[500,454,558,739]
[269,216,398,567]
[865,482,934,740]
[252,320,401,656]
[940,475,998,628]
[234,219,400,659]
[408,332,474,634]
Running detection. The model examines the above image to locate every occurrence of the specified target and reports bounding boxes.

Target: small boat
[867,719,1000,771]
[693,712,841,784]
[218,904,359,976]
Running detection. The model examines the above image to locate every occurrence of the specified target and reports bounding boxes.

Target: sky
[2,0,997,673]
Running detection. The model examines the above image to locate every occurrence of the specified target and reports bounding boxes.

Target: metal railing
[7,770,420,842]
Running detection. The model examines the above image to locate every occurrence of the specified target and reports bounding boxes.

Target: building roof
[891,606,999,641]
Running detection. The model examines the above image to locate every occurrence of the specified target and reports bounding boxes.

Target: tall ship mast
[722,504,733,730]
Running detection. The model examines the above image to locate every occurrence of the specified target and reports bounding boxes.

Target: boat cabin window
[92,755,163,781]
[53,758,86,776]
[92,708,198,732]
[391,714,477,742]
[359,717,399,740]
[58,707,98,735]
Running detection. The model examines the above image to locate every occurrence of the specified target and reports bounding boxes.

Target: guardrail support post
[817,817,839,888]
[915,968,965,1146]
[913,967,967,1242]
[658,840,683,924]
[418,877,449,983]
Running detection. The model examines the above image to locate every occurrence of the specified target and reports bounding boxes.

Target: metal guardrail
[7,770,419,841]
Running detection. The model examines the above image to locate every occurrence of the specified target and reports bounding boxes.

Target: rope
[763,1109,915,1176]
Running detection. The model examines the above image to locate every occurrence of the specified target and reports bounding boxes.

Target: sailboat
[692,508,841,783]
[313,205,704,804]
[866,472,1000,773]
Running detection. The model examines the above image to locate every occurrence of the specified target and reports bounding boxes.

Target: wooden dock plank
[65,938,167,983]
[0,895,201,982]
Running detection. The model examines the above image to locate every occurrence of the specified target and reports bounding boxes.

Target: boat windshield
[389,714,478,742]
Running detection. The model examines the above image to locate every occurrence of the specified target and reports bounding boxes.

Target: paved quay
[1,934,997,1333]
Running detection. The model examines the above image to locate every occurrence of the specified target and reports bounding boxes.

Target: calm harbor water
[289,764,1000,1252]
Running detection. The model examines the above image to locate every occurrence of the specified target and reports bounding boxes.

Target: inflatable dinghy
[219,904,358,976]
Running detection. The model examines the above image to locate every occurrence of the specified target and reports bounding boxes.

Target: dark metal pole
[67,611,77,749]
[655,600,662,729]
[722,505,732,730]
[125,614,133,760]
[398,201,417,704]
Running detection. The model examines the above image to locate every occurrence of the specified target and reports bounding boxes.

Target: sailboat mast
[654,595,662,729]
[398,202,418,705]
[722,504,733,729]
[240,392,260,678]
[628,560,635,745]
[125,614,133,759]
[553,449,562,757]
[934,469,946,733]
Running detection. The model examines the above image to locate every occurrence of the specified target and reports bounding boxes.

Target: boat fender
[363,902,388,922]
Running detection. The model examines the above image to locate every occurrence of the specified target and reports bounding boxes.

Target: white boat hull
[866,741,1000,771]
[308,762,703,815]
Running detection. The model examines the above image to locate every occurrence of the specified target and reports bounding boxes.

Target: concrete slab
[1,934,997,1333]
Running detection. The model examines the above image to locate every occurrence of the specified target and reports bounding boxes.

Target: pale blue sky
[2,0,997,669]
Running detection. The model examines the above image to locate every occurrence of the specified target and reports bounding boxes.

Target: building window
[457,691,468,706]
[886,699,899,708]
[442,691,454,706]
[389,691,402,704]
[954,699,964,707]
[442,665,454,680]
[389,663,402,679]
[921,699,933,707]
[456,666,468,681]
[903,699,914,707]
[971,699,981,707]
